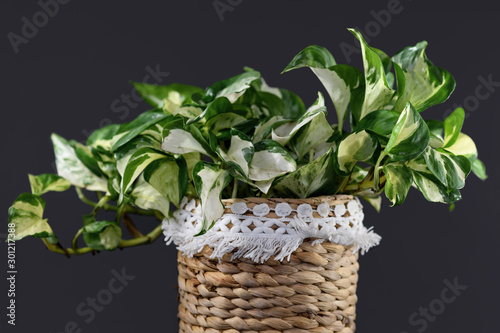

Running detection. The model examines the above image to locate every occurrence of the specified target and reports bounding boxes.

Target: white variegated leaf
[336,130,376,174]
[218,130,254,177]
[129,175,170,217]
[8,193,54,241]
[193,162,232,235]
[162,128,213,157]
[51,133,108,192]
[248,140,297,181]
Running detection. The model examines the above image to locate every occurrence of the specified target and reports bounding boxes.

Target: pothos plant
[8,29,486,256]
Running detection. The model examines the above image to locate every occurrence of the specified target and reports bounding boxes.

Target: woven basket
[175,196,362,333]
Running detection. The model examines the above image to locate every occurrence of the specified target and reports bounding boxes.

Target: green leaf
[392,41,456,112]
[443,107,465,148]
[115,136,160,177]
[248,140,297,181]
[383,163,412,206]
[129,175,170,217]
[51,133,108,191]
[119,147,167,202]
[87,124,121,148]
[348,28,395,120]
[8,193,55,241]
[132,82,203,110]
[143,156,188,207]
[111,111,169,151]
[355,110,400,139]
[82,215,122,251]
[28,174,71,196]
[218,129,254,177]
[471,158,487,180]
[192,162,232,235]
[282,45,363,132]
[422,147,471,190]
[273,149,338,199]
[384,103,429,161]
[336,130,377,175]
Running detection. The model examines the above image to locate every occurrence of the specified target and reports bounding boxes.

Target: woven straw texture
[177,196,359,333]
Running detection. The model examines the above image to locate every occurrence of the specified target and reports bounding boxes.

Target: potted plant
[8,28,486,332]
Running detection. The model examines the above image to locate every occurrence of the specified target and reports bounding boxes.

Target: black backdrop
[1,1,499,332]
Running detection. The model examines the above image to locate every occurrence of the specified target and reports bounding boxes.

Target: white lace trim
[162,197,381,263]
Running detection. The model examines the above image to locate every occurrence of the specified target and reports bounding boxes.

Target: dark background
[1,1,499,332]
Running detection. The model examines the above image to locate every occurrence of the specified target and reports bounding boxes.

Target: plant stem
[123,213,144,238]
[232,178,238,198]
[71,228,84,250]
[309,148,315,163]
[41,223,164,257]
[373,152,387,191]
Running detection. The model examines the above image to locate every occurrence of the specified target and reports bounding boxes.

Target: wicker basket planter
[163,195,381,333]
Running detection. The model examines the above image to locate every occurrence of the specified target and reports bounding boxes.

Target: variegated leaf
[248,140,297,181]
[132,82,203,110]
[8,193,55,241]
[443,107,465,148]
[192,162,232,235]
[336,130,376,175]
[28,174,71,196]
[162,126,215,158]
[129,175,170,217]
[143,156,188,208]
[349,28,395,120]
[272,93,327,146]
[119,147,167,203]
[82,215,122,251]
[218,129,254,177]
[51,133,108,192]
[273,149,337,199]
[383,163,412,206]
[384,103,429,161]
[392,41,456,112]
[422,147,471,190]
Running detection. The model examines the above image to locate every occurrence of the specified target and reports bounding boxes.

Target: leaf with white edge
[129,175,170,217]
[82,215,122,251]
[28,174,71,196]
[426,119,445,148]
[349,28,395,120]
[161,127,215,158]
[336,130,377,175]
[291,110,334,161]
[248,140,297,181]
[218,129,254,177]
[111,111,169,151]
[119,147,167,203]
[409,159,461,204]
[87,124,121,148]
[282,45,363,132]
[143,156,188,208]
[384,103,429,161]
[272,93,327,146]
[443,107,465,148]
[115,136,160,178]
[282,45,337,73]
[360,194,382,213]
[422,147,471,190]
[132,82,203,110]
[273,149,337,199]
[51,133,108,192]
[187,96,233,125]
[204,70,261,103]
[205,111,248,135]
[253,115,288,143]
[192,162,232,235]
[471,158,487,180]
[445,132,478,160]
[383,163,412,206]
[392,41,456,112]
[8,193,55,241]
